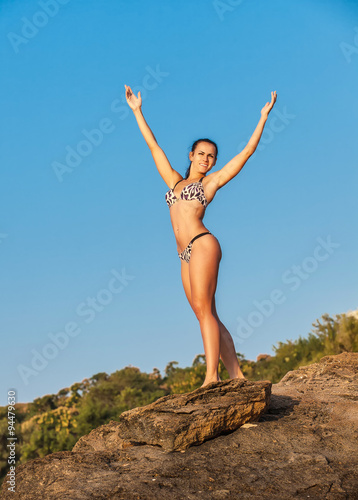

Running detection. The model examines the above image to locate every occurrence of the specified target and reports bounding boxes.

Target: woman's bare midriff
[169,201,210,253]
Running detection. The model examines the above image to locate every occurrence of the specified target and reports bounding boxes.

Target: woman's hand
[261,91,277,118]
[124,84,142,112]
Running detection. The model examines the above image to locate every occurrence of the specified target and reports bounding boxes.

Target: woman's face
[189,142,217,175]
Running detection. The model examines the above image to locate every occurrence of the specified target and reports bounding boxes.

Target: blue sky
[1,0,357,405]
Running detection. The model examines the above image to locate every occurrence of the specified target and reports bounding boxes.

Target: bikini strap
[200,176,205,182]
[173,178,183,189]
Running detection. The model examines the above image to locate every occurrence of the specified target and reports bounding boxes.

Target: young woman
[125,84,277,387]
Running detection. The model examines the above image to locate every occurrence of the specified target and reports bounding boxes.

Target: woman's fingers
[125,88,133,101]
[261,91,277,116]
[124,84,142,110]
[269,91,277,108]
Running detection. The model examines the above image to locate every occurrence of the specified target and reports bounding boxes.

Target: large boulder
[73,378,271,453]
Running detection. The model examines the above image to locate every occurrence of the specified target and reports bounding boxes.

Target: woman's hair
[185,138,218,179]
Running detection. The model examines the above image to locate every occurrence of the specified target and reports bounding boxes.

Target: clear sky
[1,0,357,405]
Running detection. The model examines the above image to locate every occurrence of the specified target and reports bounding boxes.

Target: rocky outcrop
[256,353,272,362]
[1,353,358,499]
[73,378,270,453]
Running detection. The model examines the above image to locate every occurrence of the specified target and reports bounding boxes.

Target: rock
[1,353,358,499]
[256,354,272,362]
[73,378,271,453]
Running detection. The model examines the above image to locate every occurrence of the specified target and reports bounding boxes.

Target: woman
[125,84,277,387]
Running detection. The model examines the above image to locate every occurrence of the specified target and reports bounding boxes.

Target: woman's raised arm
[210,91,277,190]
[125,84,182,188]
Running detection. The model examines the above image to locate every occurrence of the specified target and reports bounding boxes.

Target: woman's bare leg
[212,297,245,379]
[181,258,221,383]
[180,242,245,385]
[188,234,223,386]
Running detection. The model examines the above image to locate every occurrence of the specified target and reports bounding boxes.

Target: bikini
[165,177,212,263]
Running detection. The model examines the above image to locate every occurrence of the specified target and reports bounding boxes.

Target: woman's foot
[229,367,246,380]
[200,376,222,388]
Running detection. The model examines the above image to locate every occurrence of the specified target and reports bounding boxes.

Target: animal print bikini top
[165,177,208,208]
